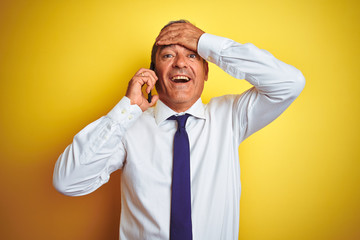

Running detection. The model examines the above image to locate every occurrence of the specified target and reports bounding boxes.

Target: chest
[121,116,235,187]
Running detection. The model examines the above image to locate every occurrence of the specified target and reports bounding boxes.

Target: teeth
[171,76,190,81]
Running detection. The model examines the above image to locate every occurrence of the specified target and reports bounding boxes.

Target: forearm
[53,97,142,196]
[198,33,305,98]
[198,33,305,142]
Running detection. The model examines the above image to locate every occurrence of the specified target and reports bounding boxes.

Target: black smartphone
[148,62,155,103]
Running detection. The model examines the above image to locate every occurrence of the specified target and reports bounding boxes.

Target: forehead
[157,44,195,54]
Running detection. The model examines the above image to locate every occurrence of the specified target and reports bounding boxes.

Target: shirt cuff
[107,97,142,128]
[198,33,228,65]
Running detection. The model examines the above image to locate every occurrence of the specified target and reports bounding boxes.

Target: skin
[126,22,207,112]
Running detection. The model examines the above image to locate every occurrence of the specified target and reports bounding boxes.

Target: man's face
[155,44,208,112]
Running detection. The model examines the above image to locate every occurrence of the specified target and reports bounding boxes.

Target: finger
[156,23,185,39]
[143,70,158,88]
[135,68,149,76]
[156,30,181,44]
[156,25,177,39]
[147,69,158,80]
[134,75,156,94]
[145,77,157,94]
[156,30,180,43]
[132,76,147,86]
[136,72,156,91]
[141,70,158,82]
[146,82,155,94]
[134,72,155,87]
[156,23,204,50]
[137,69,158,82]
[156,31,194,50]
[148,94,159,107]
[156,25,184,41]
[156,37,180,46]
[156,22,197,42]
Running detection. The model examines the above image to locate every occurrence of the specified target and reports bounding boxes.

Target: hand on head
[156,22,205,53]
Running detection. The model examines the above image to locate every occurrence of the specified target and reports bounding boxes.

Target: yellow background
[0,0,359,239]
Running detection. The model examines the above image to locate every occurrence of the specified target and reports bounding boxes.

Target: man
[53,20,305,239]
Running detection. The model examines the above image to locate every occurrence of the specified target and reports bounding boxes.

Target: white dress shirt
[53,33,305,239]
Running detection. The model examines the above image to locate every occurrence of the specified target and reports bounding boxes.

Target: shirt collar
[154,98,206,125]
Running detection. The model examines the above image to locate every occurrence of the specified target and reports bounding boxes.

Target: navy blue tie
[168,114,192,240]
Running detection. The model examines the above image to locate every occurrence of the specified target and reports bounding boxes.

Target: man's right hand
[125,68,159,112]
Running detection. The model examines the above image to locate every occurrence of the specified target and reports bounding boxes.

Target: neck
[161,99,199,113]
[167,103,193,113]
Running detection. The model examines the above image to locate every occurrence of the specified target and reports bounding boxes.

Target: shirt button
[207,56,213,61]
[128,115,133,120]
[121,109,127,114]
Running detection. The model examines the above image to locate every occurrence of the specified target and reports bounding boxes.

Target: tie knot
[169,114,190,129]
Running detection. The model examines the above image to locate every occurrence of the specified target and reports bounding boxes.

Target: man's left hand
[155,22,205,53]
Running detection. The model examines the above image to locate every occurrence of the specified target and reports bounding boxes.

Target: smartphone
[148,62,155,103]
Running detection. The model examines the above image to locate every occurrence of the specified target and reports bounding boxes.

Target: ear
[204,60,209,81]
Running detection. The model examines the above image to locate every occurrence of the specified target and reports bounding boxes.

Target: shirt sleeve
[197,33,305,144]
[53,97,142,196]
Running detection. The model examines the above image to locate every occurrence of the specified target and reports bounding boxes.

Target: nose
[173,53,187,69]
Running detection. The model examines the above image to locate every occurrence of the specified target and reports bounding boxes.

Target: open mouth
[171,75,191,83]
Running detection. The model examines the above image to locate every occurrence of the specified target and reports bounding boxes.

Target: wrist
[107,97,142,126]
